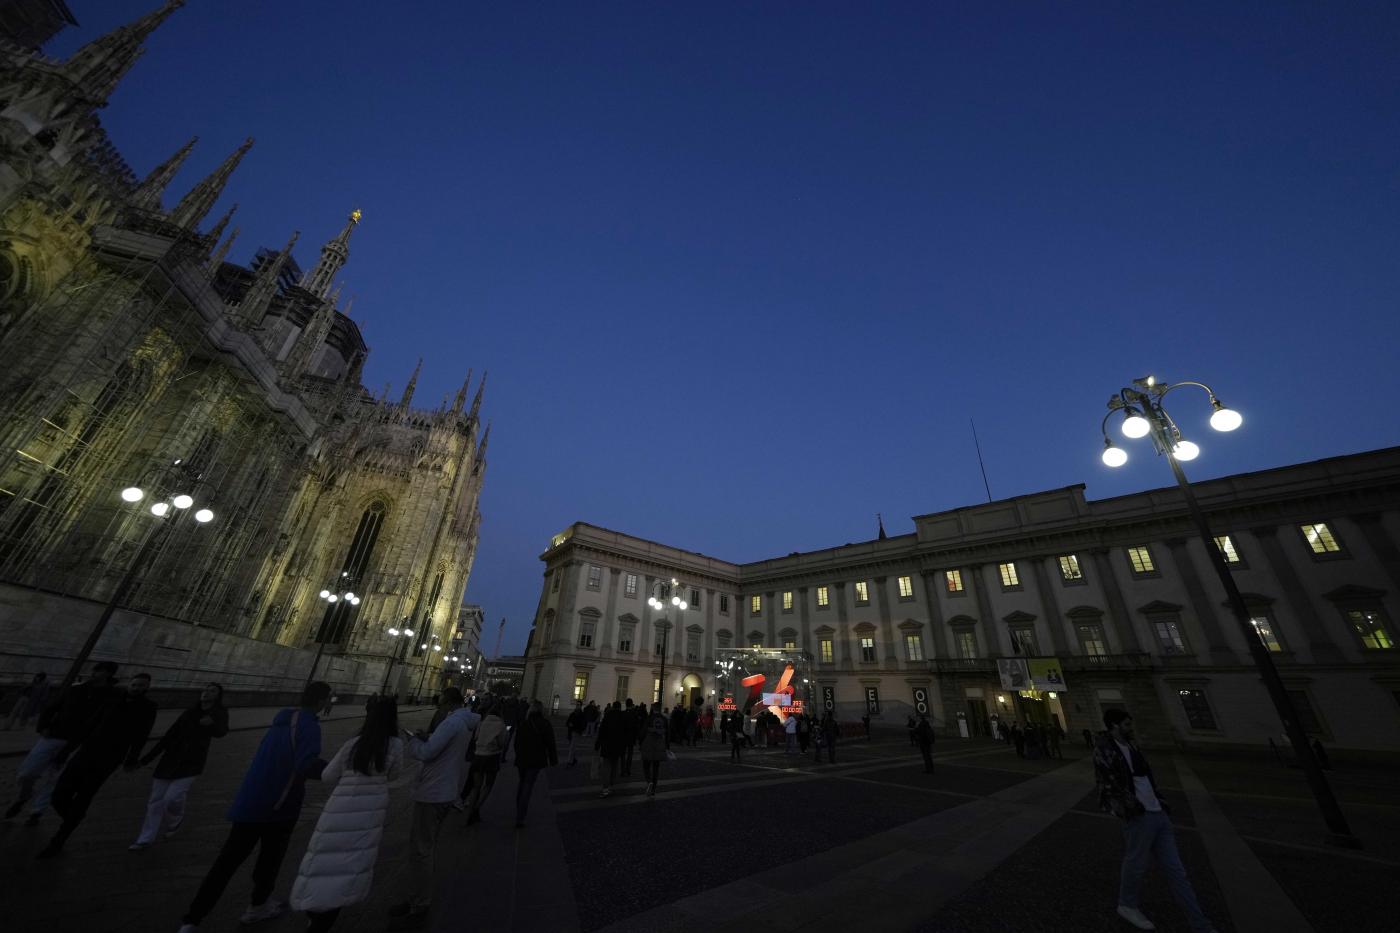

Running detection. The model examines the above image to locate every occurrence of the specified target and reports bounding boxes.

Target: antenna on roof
[971,418,993,503]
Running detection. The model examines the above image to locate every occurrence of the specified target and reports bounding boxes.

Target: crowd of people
[992,716,1065,759]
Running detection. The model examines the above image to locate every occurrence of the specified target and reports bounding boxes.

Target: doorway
[681,673,704,709]
[965,697,990,736]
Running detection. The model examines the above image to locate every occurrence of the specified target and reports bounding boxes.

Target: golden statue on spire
[350,208,362,224]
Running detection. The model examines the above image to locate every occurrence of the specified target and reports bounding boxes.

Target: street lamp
[63,480,215,688]
[305,571,363,688]
[648,577,688,707]
[380,623,415,693]
[1098,375,1357,848]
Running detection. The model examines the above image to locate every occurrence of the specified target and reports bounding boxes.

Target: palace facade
[0,3,487,697]
[525,447,1400,751]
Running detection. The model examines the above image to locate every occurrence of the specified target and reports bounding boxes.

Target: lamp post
[413,631,441,702]
[1098,375,1358,848]
[648,577,687,707]
[63,480,215,689]
[380,622,415,693]
[304,572,362,689]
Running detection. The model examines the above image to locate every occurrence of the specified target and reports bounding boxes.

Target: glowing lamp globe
[150,502,170,517]
[320,590,331,598]
[172,494,193,509]
[1121,414,1151,439]
[1210,406,1242,432]
[1101,445,1128,468]
[121,487,145,503]
[194,508,214,524]
[1173,440,1200,461]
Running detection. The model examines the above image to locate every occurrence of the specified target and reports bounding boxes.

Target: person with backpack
[512,701,557,827]
[639,702,669,797]
[290,698,403,932]
[130,682,229,850]
[462,698,507,824]
[177,681,331,933]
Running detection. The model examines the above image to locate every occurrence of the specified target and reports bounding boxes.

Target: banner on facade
[997,658,1030,690]
[912,686,929,716]
[1027,658,1067,691]
[821,685,835,712]
[864,686,881,714]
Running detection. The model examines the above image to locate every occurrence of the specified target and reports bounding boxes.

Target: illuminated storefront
[715,647,816,723]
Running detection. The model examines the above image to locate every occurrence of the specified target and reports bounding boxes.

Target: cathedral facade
[0,2,486,697]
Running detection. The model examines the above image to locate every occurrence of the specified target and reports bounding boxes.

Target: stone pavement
[2,717,1396,932]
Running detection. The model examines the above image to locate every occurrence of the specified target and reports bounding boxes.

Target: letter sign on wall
[864,686,881,714]
[912,686,929,716]
[821,685,835,712]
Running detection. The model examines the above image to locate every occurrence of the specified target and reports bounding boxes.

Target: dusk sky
[57,2,1400,655]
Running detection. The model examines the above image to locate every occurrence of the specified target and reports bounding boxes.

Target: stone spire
[204,202,237,245]
[300,209,360,299]
[129,135,197,211]
[170,137,254,230]
[61,0,185,104]
[467,370,487,423]
[238,230,298,327]
[400,358,422,408]
[473,422,491,474]
[282,296,336,379]
[450,369,474,414]
[208,225,240,272]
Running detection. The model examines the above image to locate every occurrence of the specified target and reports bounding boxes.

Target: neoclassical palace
[0,3,487,696]
[525,447,1400,751]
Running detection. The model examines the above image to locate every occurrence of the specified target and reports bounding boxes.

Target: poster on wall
[997,658,1030,690]
[821,685,835,712]
[912,686,930,716]
[1027,658,1067,690]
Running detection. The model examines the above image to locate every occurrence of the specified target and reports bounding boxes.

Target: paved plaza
[2,710,1397,932]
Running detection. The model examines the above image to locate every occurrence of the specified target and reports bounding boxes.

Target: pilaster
[1164,538,1238,665]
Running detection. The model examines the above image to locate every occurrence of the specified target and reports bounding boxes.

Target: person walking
[130,682,229,850]
[462,698,506,824]
[914,714,936,773]
[816,712,839,764]
[512,701,557,827]
[177,681,332,933]
[565,701,585,766]
[1011,723,1025,758]
[584,700,599,737]
[290,698,403,933]
[5,661,119,825]
[595,702,627,797]
[729,712,746,763]
[1047,722,1063,760]
[39,671,157,857]
[906,714,917,746]
[639,702,669,796]
[796,713,811,754]
[620,698,638,776]
[388,687,478,930]
[4,671,50,731]
[1095,709,1217,933]
[783,713,798,754]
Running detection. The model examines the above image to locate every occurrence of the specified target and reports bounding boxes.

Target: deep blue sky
[56,2,1400,655]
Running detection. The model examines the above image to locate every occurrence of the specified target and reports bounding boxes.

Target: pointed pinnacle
[63,1,186,104]
[171,137,254,230]
[130,135,197,211]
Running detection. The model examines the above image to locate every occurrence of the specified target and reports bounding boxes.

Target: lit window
[782,591,793,611]
[686,632,700,662]
[956,631,977,659]
[1214,536,1242,565]
[1347,609,1394,650]
[586,565,602,589]
[1178,688,1217,730]
[819,638,834,663]
[1127,546,1156,575]
[1058,555,1083,581]
[898,576,914,598]
[998,562,1020,588]
[1301,522,1342,555]
[816,586,830,607]
[748,631,763,649]
[751,595,762,615]
[573,672,589,702]
[1153,620,1188,654]
[905,633,924,661]
[854,581,869,603]
[860,636,876,662]
[652,678,660,703]
[783,638,796,650]
[945,570,964,593]
[1077,623,1106,657]
[624,573,638,596]
[578,621,595,648]
[1250,616,1283,652]
[720,594,729,613]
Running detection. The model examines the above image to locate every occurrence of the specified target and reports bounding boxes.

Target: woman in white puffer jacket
[291,698,403,931]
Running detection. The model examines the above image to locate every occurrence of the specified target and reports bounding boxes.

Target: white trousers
[16,736,68,814]
[134,776,195,844]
